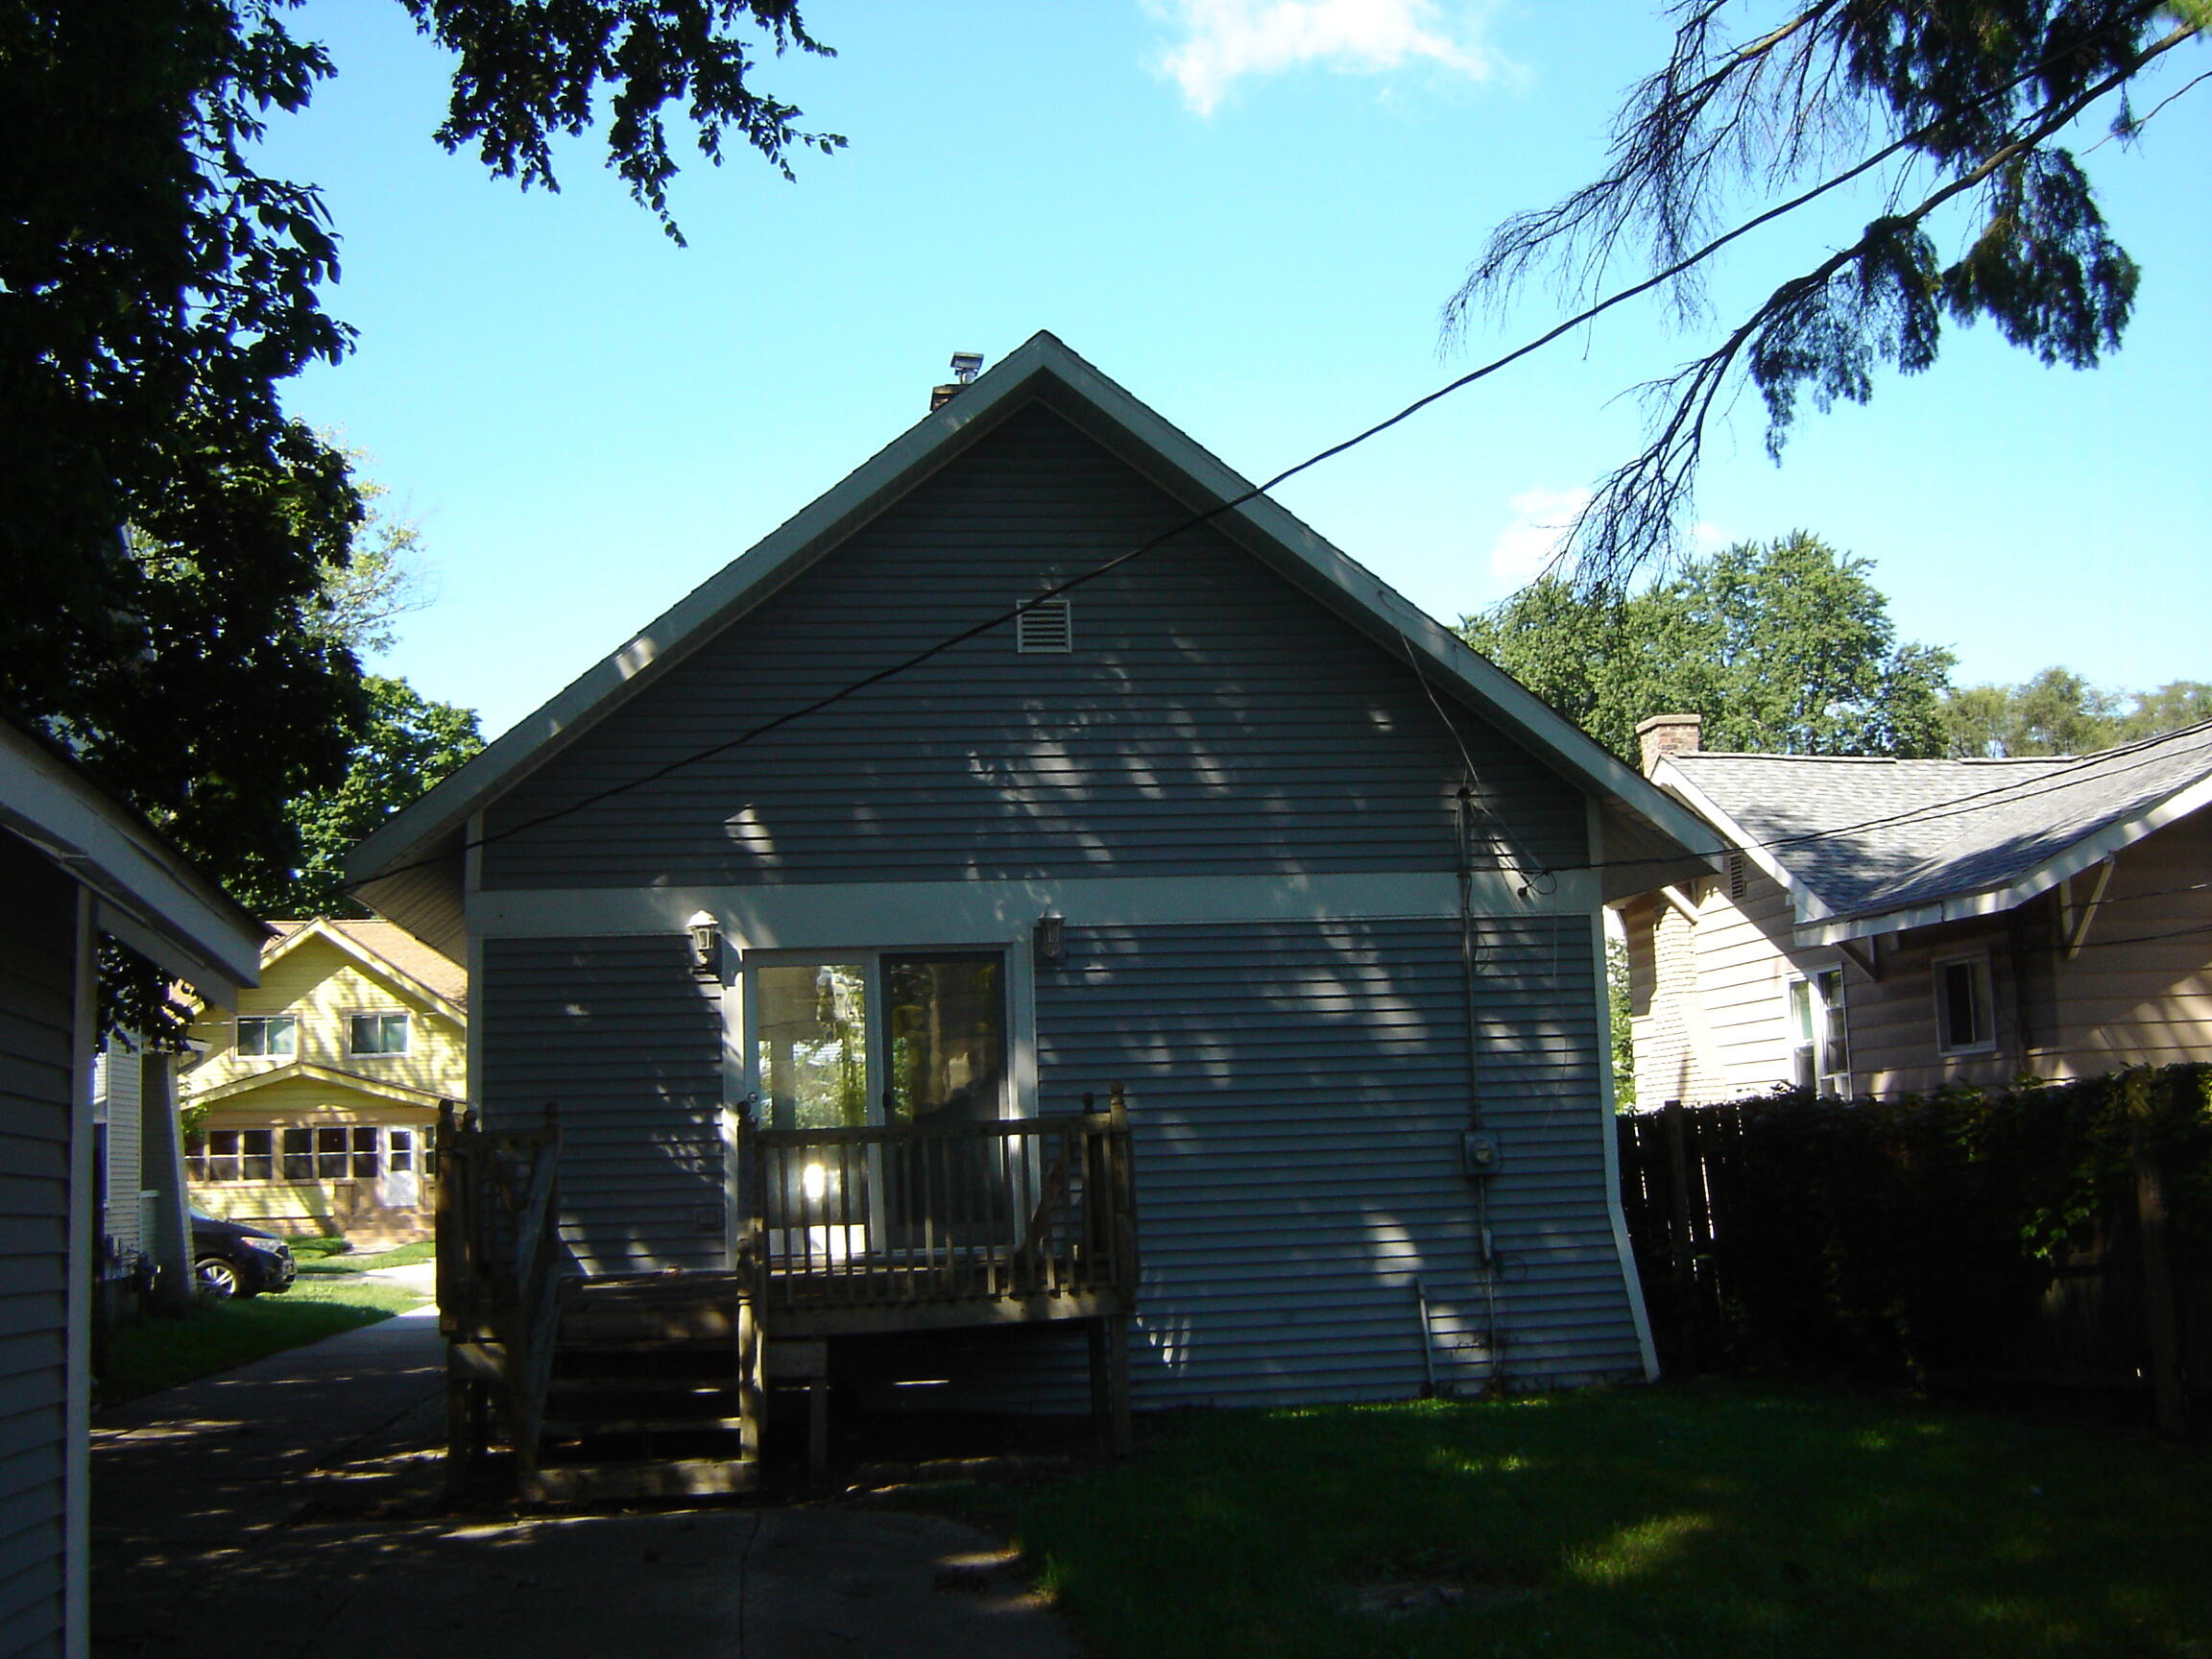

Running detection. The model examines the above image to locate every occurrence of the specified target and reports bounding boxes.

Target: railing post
[1108,1082,1138,1297]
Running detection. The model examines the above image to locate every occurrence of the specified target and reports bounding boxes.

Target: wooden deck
[437,1092,1136,1499]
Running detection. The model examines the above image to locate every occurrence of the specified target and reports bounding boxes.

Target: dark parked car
[189,1208,298,1299]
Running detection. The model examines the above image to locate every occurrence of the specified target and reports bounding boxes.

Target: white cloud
[1487,486,1589,589]
[1149,0,1503,116]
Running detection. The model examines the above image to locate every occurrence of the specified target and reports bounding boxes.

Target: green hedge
[1688,1064,2212,1386]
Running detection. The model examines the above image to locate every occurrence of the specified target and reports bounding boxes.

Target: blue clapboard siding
[480,402,1581,889]
[477,936,726,1273]
[0,836,75,1659]
[892,916,1643,1411]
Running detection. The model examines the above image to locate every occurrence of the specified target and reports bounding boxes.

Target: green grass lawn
[290,1238,437,1275]
[95,1276,430,1407]
[927,1382,2211,1659]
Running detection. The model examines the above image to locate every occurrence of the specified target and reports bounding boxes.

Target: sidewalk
[91,1303,1075,1659]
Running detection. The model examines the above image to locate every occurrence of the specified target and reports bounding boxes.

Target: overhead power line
[348,15,2194,895]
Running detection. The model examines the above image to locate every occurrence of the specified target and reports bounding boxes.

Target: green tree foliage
[1448,2,2208,587]
[0,0,835,891]
[1942,666,2212,755]
[1607,936,1638,1111]
[1462,532,1955,763]
[244,677,484,920]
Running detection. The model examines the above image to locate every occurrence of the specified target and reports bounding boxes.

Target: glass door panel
[754,960,872,1262]
[755,961,870,1130]
[884,954,1007,1245]
[885,954,1005,1124]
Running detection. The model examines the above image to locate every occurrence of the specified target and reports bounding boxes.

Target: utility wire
[349,17,2194,895]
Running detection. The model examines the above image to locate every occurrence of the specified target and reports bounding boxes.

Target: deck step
[542,1415,751,1436]
[548,1376,736,1396]
[558,1308,746,1344]
[530,1456,759,1503]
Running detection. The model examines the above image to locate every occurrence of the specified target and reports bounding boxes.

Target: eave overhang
[2,716,265,1004]
[1799,770,2212,945]
[186,1060,450,1112]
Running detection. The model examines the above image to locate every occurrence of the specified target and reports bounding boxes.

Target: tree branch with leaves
[1446,1,2207,591]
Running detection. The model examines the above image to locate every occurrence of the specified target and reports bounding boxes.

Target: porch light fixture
[685,911,721,978]
[1035,911,1065,967]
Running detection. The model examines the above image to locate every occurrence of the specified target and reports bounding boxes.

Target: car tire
[195,1256,249,1301]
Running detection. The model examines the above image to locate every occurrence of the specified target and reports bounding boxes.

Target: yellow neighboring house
[180,919,467,1243]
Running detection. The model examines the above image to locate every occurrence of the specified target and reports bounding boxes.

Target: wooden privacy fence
[1618,1074,2210,1434]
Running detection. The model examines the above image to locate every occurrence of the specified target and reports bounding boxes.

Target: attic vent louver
[1727,852,1748,902]
[1017,597,1072,654]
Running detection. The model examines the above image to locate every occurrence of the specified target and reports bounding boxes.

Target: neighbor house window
[348,1012,410,1055]
[313,1126,381,1179]
[1935,953,1996,1054]
[236,1016,297,1057]
[1789,967,1851,1097]
[192,1129,273,1182]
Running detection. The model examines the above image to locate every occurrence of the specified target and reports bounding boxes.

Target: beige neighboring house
[1619,713,2212,1105]
[180,919,466,1243]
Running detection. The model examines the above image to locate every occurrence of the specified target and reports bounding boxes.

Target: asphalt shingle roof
[268,918,468,1009]
[1669,719,2212,921]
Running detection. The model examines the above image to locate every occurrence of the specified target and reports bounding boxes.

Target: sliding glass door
[748,950,1009,1255]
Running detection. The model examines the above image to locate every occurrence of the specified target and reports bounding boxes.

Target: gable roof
[186,1059,452,1112]
[263,919,468,1018]
[1,711,264,1003]
[349,332,1720,947]
[1658,719,2212,943]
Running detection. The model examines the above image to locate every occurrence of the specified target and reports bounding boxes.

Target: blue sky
[262,1,2212,740]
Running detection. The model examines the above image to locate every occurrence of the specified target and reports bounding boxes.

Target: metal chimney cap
[949,350,984,383]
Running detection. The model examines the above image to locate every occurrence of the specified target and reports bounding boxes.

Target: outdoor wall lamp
[686,911,721,978]
[1035,910,1066,967]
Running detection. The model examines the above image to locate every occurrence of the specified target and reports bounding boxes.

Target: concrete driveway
[92,1299,1076,1659]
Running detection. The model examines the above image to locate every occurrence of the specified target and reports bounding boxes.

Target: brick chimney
[1636,712,1702,777]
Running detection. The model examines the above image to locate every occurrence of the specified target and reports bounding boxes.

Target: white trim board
[3,721,264,1002]
[467,868,1604,947]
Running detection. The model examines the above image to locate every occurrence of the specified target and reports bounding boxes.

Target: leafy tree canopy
[0,0,835,903]
[246,675,485,920]
[1941,666,2212,755]
[1461,531,1955,762]
[1449,1,2208,588]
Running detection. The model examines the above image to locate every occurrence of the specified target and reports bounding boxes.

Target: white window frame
[235,1015,297,1058]
[346,1011,411,1057]
[1933,950,1997,1057]
[1787,965,1851,1097]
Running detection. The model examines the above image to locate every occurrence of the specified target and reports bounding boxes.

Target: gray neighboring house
[1623,713,2212,1105]
[1,714,263,1659]
[350,333,1719,1410]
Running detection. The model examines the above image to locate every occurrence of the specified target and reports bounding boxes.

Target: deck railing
[741,1087,1137,1317]
[436,1100,565,1494]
